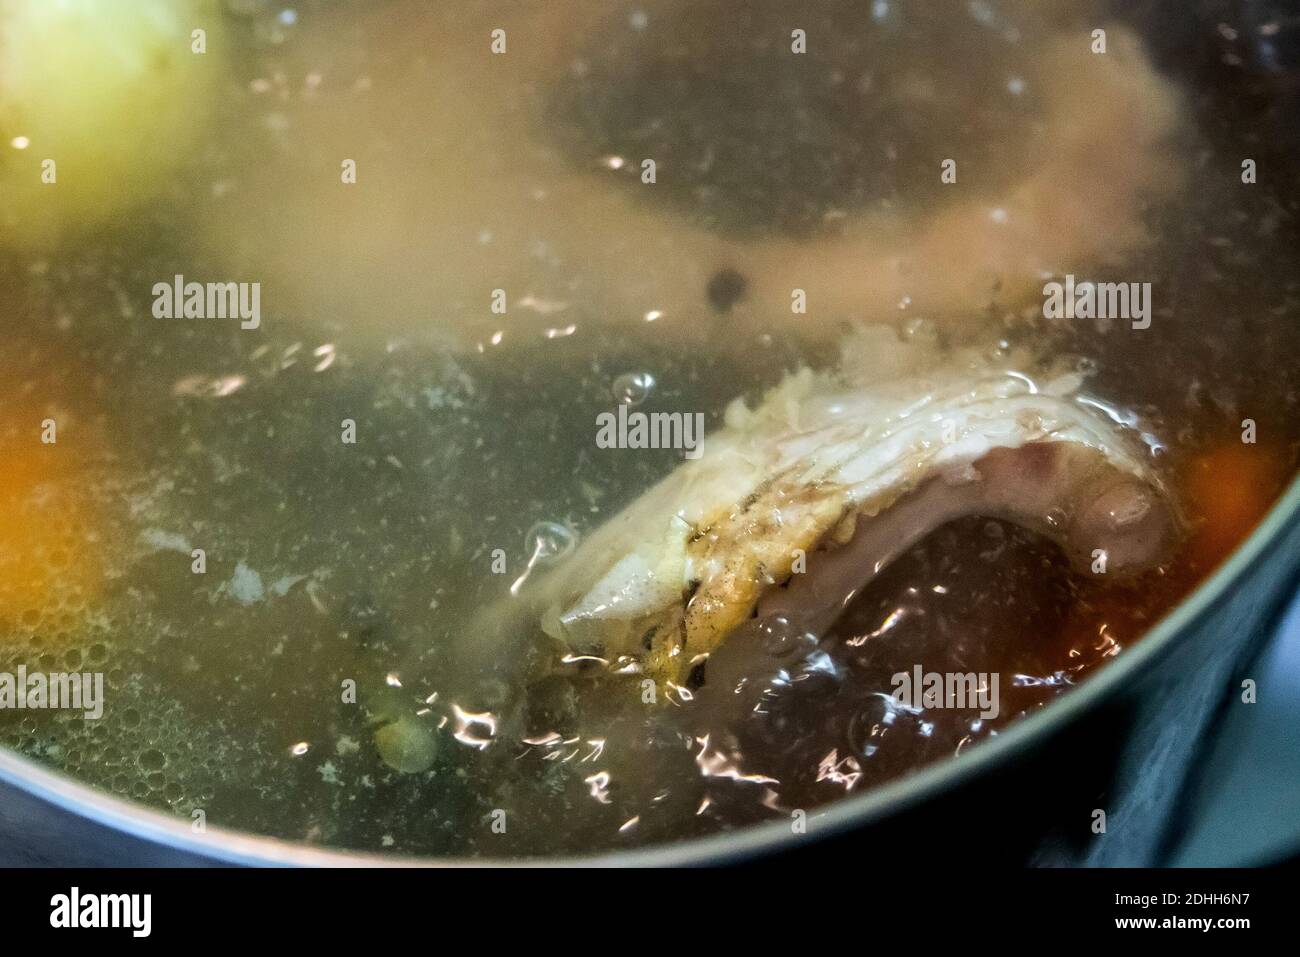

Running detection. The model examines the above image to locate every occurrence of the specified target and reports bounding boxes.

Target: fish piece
[518,327,1178,688]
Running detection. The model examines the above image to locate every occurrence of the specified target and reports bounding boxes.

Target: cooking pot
[2,473,1297,867]
[1,0,1298,867]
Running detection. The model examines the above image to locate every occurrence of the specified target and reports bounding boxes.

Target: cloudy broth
[1,0,1298,857]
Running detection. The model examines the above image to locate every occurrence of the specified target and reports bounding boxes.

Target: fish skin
[521,326,1174,687]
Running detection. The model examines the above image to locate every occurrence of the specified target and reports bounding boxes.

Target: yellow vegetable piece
[0,0,224,246]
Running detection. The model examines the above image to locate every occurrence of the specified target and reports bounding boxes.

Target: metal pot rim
[4,473,1299,867]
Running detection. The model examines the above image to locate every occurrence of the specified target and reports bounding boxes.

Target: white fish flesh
[517,327,1178,688]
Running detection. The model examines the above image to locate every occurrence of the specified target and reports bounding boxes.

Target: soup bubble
[611,371,656,406]
[524,521,578,564]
